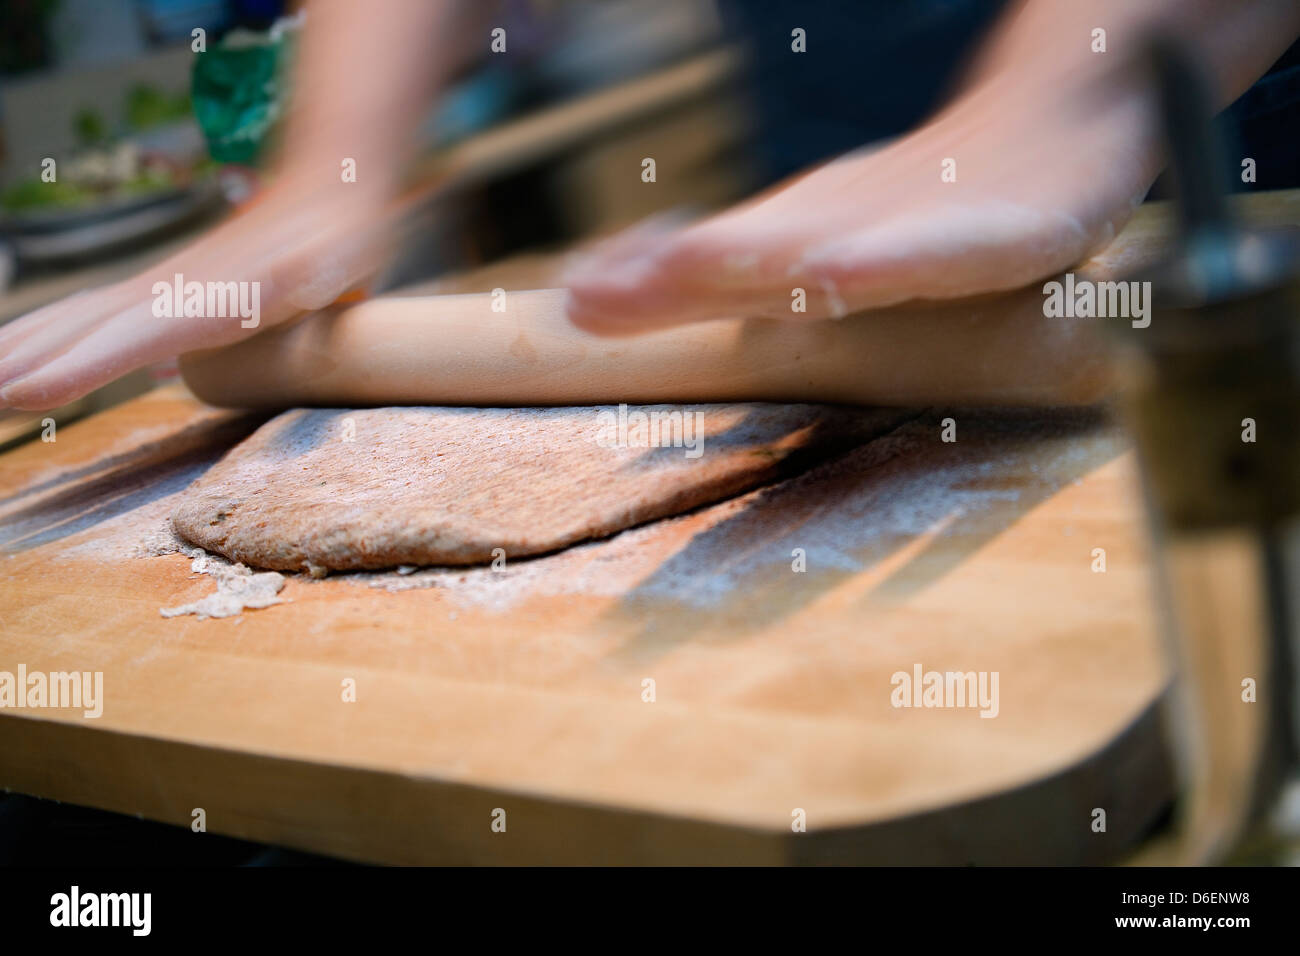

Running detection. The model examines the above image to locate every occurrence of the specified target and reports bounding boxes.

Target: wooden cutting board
[0,383,1170,864]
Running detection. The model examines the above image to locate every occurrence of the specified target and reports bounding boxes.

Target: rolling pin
[180,192,1300,409]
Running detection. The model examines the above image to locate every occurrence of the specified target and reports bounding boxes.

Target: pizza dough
[171,404,910,574]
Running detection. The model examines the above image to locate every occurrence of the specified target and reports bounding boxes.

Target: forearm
[973,0,1300,107]
[278,0,492,198]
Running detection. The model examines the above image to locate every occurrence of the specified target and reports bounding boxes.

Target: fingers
[0,284,138,387]
[0,271,258,411]
[0,298,179,409]
[559,207,950,336]
[561,197,931,335]
[560,149,922,334]
[0,191,390,410]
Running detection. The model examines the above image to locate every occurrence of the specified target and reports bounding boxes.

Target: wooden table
[0,381,1170,864]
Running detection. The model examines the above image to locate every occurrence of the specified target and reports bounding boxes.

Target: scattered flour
[14,405,1112,621]
[347,413,1115,614]
[2,409,285,622]
[158,547,286,621]
[134,528,286,620]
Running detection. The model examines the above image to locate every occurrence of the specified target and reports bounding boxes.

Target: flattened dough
[171,404,908,573]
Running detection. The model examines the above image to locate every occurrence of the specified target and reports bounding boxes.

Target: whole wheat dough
[171,404,909,573]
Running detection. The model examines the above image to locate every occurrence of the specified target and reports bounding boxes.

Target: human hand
[0,180,392,410]
[563,0,1300,335]
[563,67,1161,334]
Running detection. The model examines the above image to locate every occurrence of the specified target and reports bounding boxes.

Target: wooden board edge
[0,689,1173,865]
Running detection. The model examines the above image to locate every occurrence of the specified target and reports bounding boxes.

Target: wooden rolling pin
[179,191,1300,409]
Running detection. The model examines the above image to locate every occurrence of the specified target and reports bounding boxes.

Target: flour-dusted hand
[0,184,392,411]
[563,0,1300,335]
